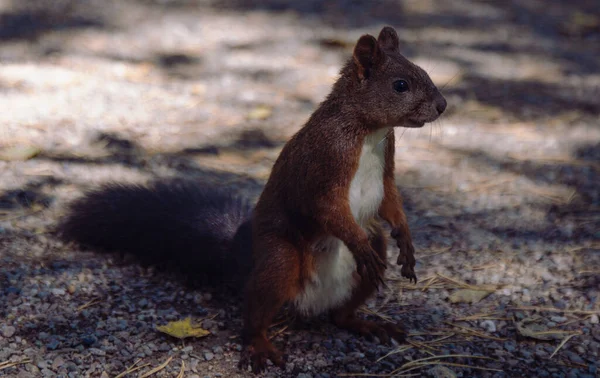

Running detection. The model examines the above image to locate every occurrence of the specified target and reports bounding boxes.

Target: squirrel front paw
[354,246,387,289]
[238,342,284,374]
[391,227,417,283]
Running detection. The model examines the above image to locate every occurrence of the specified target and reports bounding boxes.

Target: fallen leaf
[247,105,272,120]
[449,289,493,304]
[156,317,210,339]
[0,145,40,161]
[515,316,578,341]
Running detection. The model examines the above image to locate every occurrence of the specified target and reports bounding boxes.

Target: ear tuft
[352,34,381,80]
[377,26,400,52]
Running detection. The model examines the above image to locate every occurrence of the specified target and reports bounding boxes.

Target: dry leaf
[515,316,577,341]
[247,105,272,120]
[449,289,493,304]
[156,317,210,339]
[0,145,40,161]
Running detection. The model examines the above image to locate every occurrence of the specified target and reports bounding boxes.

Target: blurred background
[0,0,599,377]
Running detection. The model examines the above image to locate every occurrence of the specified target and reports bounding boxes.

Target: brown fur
[239,26,446,373]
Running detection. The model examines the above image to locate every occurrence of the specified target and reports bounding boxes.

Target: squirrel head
[344,26,447,128]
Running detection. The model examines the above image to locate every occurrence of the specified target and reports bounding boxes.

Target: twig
[0,359,32,371]
[114,359,149,378]
[177,360,185,378]
[76,298,101,311]
[550,334,578,359]
[269,325,289,340]
[397,361,503,374]
[443,322,507,341]
[376,345,413,362]
[510,306,599,315]
[391,354,495,375]
[139,356,173,378]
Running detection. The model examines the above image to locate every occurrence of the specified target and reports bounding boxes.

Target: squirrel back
[57,180,254,288]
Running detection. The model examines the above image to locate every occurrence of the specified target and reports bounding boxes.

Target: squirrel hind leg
[239,237,304,373]
[330,222,407,344]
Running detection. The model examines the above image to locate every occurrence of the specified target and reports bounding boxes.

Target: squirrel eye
[393,80,409,93]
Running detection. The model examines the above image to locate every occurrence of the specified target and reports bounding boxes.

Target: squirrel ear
[352,34,382,80]
[377,26,400,52]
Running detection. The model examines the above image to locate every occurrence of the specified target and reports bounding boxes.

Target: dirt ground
[1,0,599,377]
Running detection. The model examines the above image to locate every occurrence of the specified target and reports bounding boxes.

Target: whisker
[440,71,461,91]
[398,126,408,142]
[378,128,395,145]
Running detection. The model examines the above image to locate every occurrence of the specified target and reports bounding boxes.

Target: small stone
[566,351,585,365]
[202,320,216,329]
[504,341,516,352]
[589,314,599,324]
[51,288,65,296]
[81,335,97,347]
[334,339,346,350]
[346,364,362,373]
[212,346,223,354]
[138,298,148,308]
[52,356,65,370]
[550,316,567,323]
[520,349,533,359]
[90,348,106,356]
[297,374,312,378]
[1,325,16,338]
[204,352,214,361]
[46,339,60,350]
[428,365,457,378]
[5,287,20,295]
[159,343,170,352]
[480,320,496,333]
[37,360,47,369]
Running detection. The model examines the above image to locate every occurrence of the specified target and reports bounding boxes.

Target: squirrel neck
[306,91,383,137]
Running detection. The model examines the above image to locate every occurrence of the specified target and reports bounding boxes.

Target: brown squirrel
[58,26,446,373]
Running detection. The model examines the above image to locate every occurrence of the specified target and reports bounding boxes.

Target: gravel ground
[1,0,599,377]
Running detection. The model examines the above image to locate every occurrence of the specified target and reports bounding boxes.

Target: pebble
[204,352,214,361]
[589,314,599,324]
[565,351,585,365]
[1,325,16,338]
[345,364,362,373]
[45,339,59,350]
[81,335,97,347]
[428,365,457,378]
[480,320,496,333]
[51,288,65,296]
[90,348,106,356]
[504,341,516,352]
[52,356,64,370]
[550,316,567,323]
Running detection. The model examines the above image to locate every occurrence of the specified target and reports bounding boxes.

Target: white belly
[294,128,389,315]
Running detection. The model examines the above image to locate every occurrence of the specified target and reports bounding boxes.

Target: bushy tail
[57,180,254,287]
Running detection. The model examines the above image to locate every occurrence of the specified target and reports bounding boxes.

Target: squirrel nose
[436,96,447,115]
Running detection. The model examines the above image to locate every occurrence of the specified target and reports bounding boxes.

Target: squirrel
[58,26,446,373]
